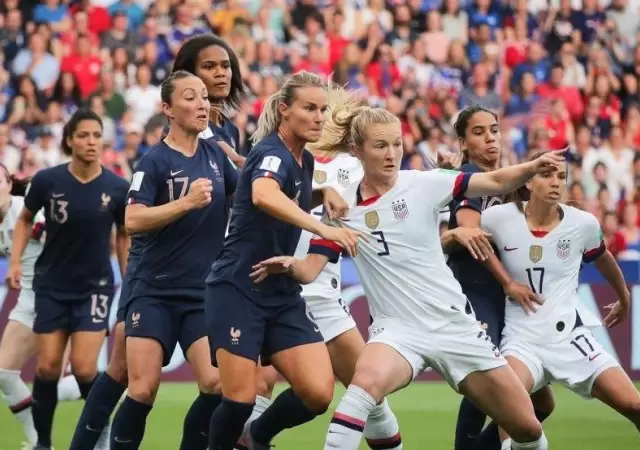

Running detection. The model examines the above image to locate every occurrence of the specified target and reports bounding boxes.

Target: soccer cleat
[236,425,273,450]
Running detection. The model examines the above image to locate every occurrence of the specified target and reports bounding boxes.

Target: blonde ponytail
[251,92,280,145]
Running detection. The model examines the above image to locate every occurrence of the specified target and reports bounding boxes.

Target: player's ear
[162,102,174,121]
[278,101,289,121]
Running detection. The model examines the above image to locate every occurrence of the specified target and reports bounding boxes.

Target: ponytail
[505,185,530,213]
[251,93,280,145]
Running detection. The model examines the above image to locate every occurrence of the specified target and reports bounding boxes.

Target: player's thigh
[106,321,128,384]
[125,336,164,403]
[185,335,221,395]
[591,366,640,419]
[326,327,365,387]
[255,364,279,399]
[0,320,36,370]
[501,337,545,394]
[69,330,107,380]
[35,329,69,378]
[530,385,555,415]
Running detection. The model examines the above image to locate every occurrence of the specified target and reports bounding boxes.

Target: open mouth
[197,113,208,120]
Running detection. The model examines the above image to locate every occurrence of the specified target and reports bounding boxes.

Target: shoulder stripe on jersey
[309,238,341,263]
[453,173,472,201]
[583,240,606,263]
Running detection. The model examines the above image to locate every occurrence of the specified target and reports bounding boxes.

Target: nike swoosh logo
[52,193,64,198]
[86,424,101,432]
[114,437,133,443]
[295,181,302,186]
[504,246,518,251]
[170,170,183,176]
[589,353,601,361]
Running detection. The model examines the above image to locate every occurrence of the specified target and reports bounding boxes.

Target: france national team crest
[101,193,111,210]
[529,245,543,263]
[556,239,571,260]
[392,198,409,221]
[364,211,379,230]
[337,169,350,188]
[313,170,327,184]
[209,160,221,177]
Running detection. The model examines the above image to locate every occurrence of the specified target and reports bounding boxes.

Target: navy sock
[32,376,59,448]
[179,392,222,450]
[110,396,153,450]
[454,397,487,450]
[251,388,320,445]
[476,409,551,450]
[77,375,98,400]
[69,373,127,450]
[207,397,254,450]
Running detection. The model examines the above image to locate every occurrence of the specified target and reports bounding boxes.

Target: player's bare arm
[250,253,330,284]
[7,208,35,289]
[124,178,212,233]
[311,186,348,219]
[115,226,130,278]
[593,249,631,328]
[440,227,493,261]
[466,150,565,198]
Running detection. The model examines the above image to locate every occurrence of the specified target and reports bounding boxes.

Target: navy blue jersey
[448,163,504,298]
[207,132,314,303]
[24,164,129,299]
[201,115,240,151]
[127,139,238,296]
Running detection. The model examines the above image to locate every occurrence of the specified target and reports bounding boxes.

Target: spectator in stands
[11,32,59,92]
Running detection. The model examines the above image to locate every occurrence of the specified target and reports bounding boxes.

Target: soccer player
[8,109,130,450]
[70,33,252,450]
[480,151,640,439]
[250,105,566,450]
[444,106,555,450]
[108,71,238,450]
[205,71,360,450]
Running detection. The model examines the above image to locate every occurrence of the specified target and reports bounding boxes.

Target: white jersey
[294,154,364,300]
[311,169,474,331]
[481,202,604,344]
[0,196,44,289]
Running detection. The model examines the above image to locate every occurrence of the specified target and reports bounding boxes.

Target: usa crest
[364,211,379,230]
[529,245,543,263]
[556,239,571,260]
[337,169,350,188]
[313,170,327,184]
[392,198,409,220]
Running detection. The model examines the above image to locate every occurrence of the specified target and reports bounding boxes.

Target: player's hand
[504,280,543,315]
[603,299,629,328]
[6,261,20,289]
[250,256,295,283]
[452,228,493,260]
[322,187,348,219]
[437,151,463,170]
[318,225,364,257]
[531,149,566,173]
[184,178,213,209]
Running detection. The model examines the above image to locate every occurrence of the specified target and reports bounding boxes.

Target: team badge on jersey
[392,198,409,220]
[313,170,327,184]
[556,239,571,260]
[209,160,221,177]
[337,169,350,188]
[364,211,379,229]
[101,193,111,210]
[529,245,543,263]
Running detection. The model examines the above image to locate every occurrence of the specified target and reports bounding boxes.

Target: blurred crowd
[2,0,640,258]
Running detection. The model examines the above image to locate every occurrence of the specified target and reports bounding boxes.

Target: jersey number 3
[372,231,390,256]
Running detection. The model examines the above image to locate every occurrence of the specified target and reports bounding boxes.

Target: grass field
[0,382,637,449]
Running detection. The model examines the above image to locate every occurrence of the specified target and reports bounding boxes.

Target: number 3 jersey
[309,169,475,331]
[294,154,363,300]
[481,202,605,344]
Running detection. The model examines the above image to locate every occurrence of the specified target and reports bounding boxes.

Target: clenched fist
[185,178,213,209]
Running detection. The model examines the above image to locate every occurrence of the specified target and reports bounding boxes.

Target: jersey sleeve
[308,236,342,263]
[222,151,239,196]
[126,153,161,207]
[113,178,129,227]
[417,169,473,208]
[251,146,291,188]
[582,213,606,263]
[24,170,47,214]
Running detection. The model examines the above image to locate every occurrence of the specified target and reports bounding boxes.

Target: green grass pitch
[0,382,637,449]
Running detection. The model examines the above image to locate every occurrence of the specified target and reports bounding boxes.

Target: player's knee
[196,369,221,394]
[296,378,334,414]
[509,417,543,443]
[255,368,277,398]
[351,364,385,403]
[36,359,63,380]
[616,398,640,423]
[127,378,160,404]
[106,357,128,384]
[71,366,99,384]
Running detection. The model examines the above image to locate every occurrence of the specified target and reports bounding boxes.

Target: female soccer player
[108,70,238,450]
[8,109,130,450]
[204,71,360,450]
[70,33,251,450]
[444,106,555,450]
[251,105,566,450]
[480,152,640,437]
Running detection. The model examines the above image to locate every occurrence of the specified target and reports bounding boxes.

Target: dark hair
[61,109,103,156]
[172,34,246,109]
[52,72,82,106]
[453,105,499,164]
[160,70,195,106]
[0,163,30,196]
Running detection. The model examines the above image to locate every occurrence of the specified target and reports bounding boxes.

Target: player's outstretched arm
[593,249,631,327]
[311,186,348,219]
[466,150,565,198]
[250,254,330,285]
[440,227,493,260]
[114,226,130,277]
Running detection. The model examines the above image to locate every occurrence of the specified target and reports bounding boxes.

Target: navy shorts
[205,282,323,366]
[33,290,115,334]
[124,296,207,366]
[466,292,505,346]
[116,276,135,323]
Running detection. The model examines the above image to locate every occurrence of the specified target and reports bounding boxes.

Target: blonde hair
[251,71,326,145]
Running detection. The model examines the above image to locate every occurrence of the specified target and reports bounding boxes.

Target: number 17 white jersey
[481,202,605,344]
[309,169,475,331]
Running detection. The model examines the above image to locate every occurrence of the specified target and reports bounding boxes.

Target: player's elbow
[252,187,270,209]
[124,208,144,234]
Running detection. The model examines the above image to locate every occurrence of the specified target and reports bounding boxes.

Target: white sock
[363,398,402,449]
[501,439,512,450]
[58,374,81,401]
[247,395,272,424]
[511,433,548,450]
[324,385,376,450]
[0,369,38,444]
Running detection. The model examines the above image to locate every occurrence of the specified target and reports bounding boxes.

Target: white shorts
[8,288,36,329]
[367,315,507,391]
[501,326,619,399]
[305,295,357,343]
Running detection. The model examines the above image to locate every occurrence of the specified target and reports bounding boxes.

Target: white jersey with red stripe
[481,202,605,344]
[294,154,364,300]
[0,196,44,289]
[310,169,474,331]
